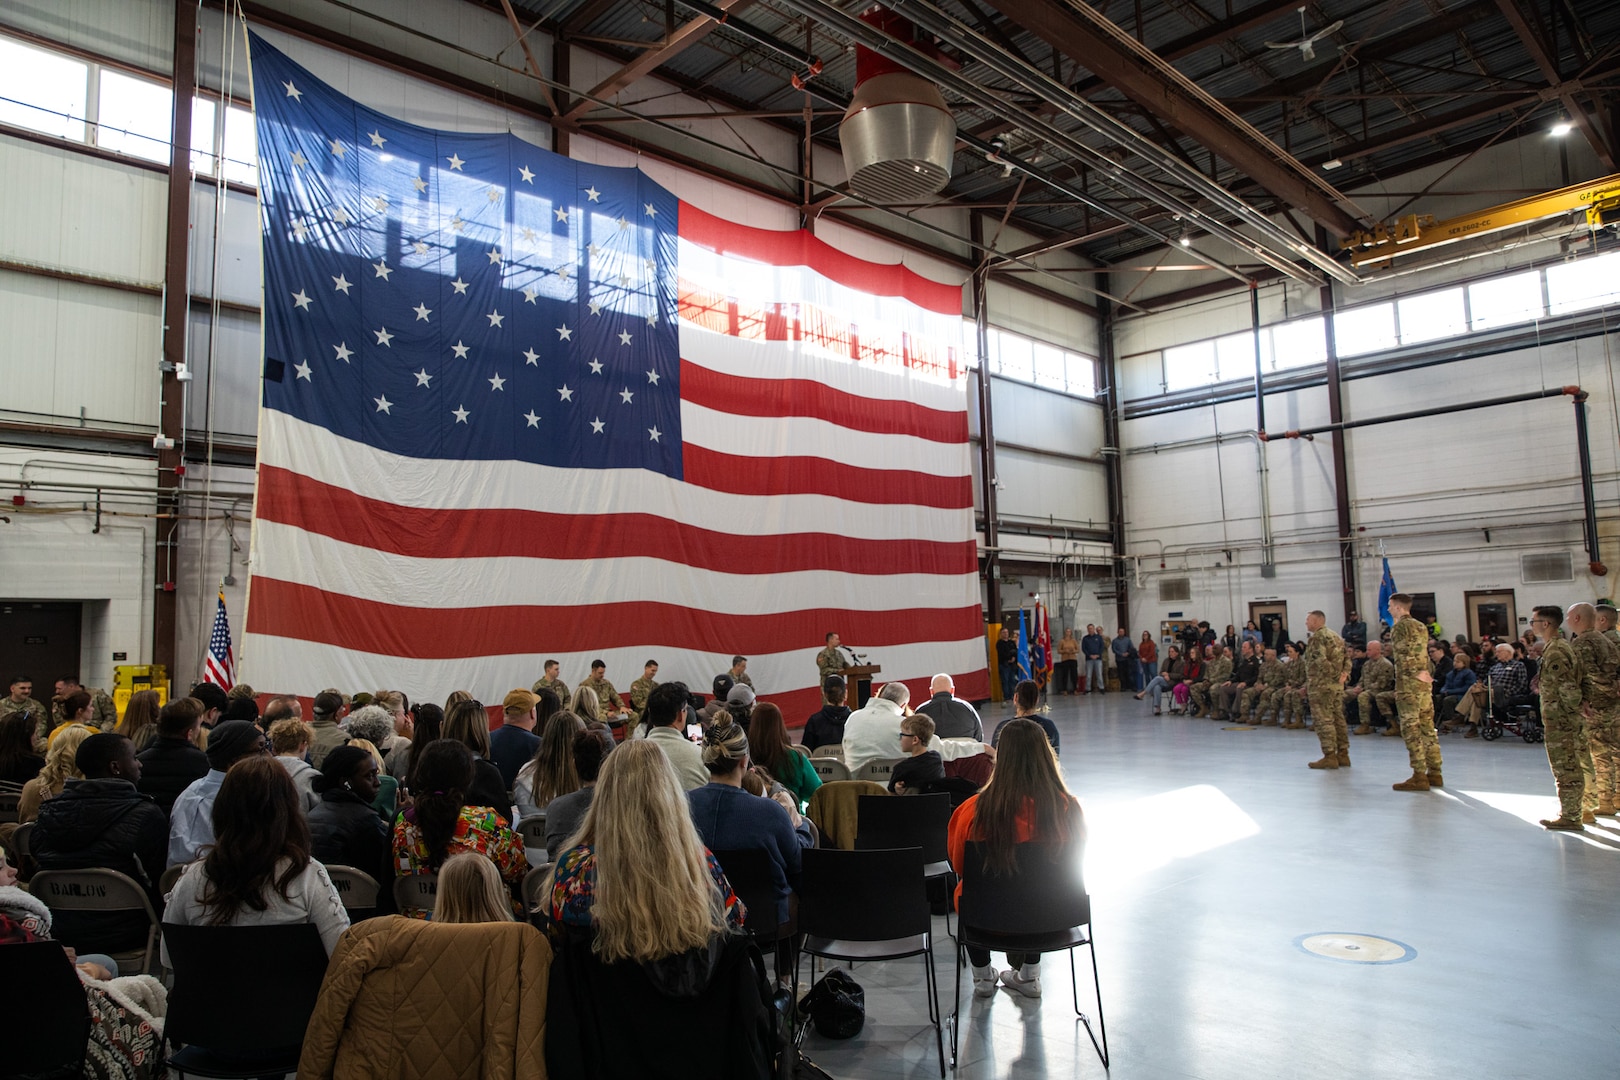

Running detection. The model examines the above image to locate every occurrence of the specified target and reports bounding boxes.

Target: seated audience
[269,718,320,811]
[0,711,43,787]
[307,690,350,769]
[843,681,993,773]
[891,713,945,794]
[31,733,169,955]
[699,674,734,726]
[1138,645,1184,715]
[368,690,414,771]
[308,745,394,909]
[432,852,516,924]
[687,720,812,934]
[543,740,743,951]
[514,711,586,820]
[544,729,615,861]
[220,695,260,728]
[46,691,100,745]
[393,740,527,918]
[137,697,210,815]
[116,689,162,754]
[916,673,984,741]
[949,717,1086,1000]
[723,684,756,731]
[345,738,399,820]
[167,720,270,867]
[442,700,511,811]
[568,685,604,726]
[746,702,821,809]
[388,702,441,784]
[800,675,852,751]
[189,682,228,730]
[162,755,350,962]
[488,690,542,790]
[1437,652,1479,730]
[18,724,93,824]
[638,682,708,792]
[993,680,1061,752]
[1462,643,1529,737]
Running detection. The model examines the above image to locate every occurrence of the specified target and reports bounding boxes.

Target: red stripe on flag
[244,578,985,661]
[679,359,970,444]
[681,444,974,510]
[678,201,964,317]
[255,466,978,575]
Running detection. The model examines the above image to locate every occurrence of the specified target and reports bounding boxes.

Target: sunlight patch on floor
[1084,783,1261,886]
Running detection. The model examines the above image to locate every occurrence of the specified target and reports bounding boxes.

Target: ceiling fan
[1264,6,1345,62]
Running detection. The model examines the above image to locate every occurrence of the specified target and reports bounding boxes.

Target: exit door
[1464,590,1517,641]
[0,601,82,689]
[1249,601,1290,647]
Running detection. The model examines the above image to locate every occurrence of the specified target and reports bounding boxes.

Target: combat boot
[1262,717,1278,727]
[1392,771,1430,791]
[1381,726,1400,736]
[1427,770,1443,788]
[1337,749,1351,767]
[1352,725,1373,735]
[1540,817,1584,831]
[1582,810,1596,824]
[1597,798,1617,816]
[1307,756,1339,769]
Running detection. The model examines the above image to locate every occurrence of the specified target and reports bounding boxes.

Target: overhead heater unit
[839,7,956,203]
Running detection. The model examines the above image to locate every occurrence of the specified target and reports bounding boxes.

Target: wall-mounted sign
[112,652,128,661]
[24,635,46,644]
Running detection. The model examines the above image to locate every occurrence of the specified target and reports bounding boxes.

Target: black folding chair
[951,840,1107,1070]
[0,940,91,1076]
[163,922,330,1078]
[796,846,944,1078]
[712,846,798,980]
[854,793,957,935]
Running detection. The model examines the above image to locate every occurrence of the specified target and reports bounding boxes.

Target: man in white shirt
[843,681,994,774]
[641,682,708,791]
[167,720,269,866]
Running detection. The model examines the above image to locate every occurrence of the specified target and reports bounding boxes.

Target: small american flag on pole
[204,588,236,689]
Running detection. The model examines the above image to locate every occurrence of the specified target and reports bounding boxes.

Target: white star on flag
[618,330,633,345]
[646,369,660,385]
[644,203,657,217]
[451,278,469,295]
[556,264,572,281]
[523,348,540,365]
[524,410,541,427]
[487,249,503,265]
[368,130,386,147]
[329,139,346,158]
[588,359,604,374]
[294,360,313,381]
[557,385,574,401]
[556,324,573,341]
[290,150,307,169]
[617,216,629,230]
[589,301,602,316]
[283,80,302,100]
[648,426,661,442]
[450,216,466,233]
[519,165,535,183]
[374,394,392,413]
[585,187,601,202]
[414,369,433,387]
[332,206,351,225]
[487,186,502,202]
[413,302,432,322]
[451,341,470,359]
[619,387,634,404]
[447,153,465,171]
[292,289,312,310]
[554,207,569,223]
[412,176,428,193]
[332,274,352,294]
[647,313,658,327]
[292,219,309,240]
[413,240,429,255]
[488,373,506,391]
[372,259,391,280]
[373,194,389,212]
[333,342,353,362]
[374,326,394,347]
[453,405,470,423]
[487,309,504,328]
[590,417,605,434]
[522,286,539,304]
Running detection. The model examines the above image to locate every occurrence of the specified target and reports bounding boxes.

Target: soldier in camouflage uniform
[1347,641,1396,735]
[1241,648,1282,724]
[725,656,755,691]
[1596,600,1620,646]
[580,660,627,721]
[1,675,51,750]
[1567,603,1620,819]
[628,660,660,726]
[1275,642,1308,727]
[1304,611,1352,768]
[817,633,847,704]
[1388,594,1442,790]
[50,676,118,732]
[1532,605,1587,830]
[532,659,570,701]
[1189,645,1231,718]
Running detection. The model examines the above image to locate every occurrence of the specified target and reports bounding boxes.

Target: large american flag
[240,35,989,717]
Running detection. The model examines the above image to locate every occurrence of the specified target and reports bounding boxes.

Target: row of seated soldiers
[1174,634,1539,732]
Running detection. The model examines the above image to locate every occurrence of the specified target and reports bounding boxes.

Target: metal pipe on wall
[1573,390,1606,574]
[1251,284,1275,570]
[1257,385,1582,441]
[970,215,1002,624]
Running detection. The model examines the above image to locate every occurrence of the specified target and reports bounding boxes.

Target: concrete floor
[798,692,1620,1080]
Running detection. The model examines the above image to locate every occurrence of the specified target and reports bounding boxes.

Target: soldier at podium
[817,633,845,685]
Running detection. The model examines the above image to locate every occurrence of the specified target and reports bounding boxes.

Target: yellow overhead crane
[1341,173,1620,267]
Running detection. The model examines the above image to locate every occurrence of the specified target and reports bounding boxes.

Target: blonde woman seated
[433,853,515,925]
[17,724,94,824]
[541,740,743,954]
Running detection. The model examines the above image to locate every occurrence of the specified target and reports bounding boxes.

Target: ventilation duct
[840,7,955,204]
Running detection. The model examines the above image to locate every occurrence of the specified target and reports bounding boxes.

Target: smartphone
[686,723,703,742]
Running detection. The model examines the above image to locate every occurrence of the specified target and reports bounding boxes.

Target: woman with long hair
[116,689,162,753]
[17,724,93,823]
[543,740,742,962]
[161,756,350,960]
[439,700,508,810]
[745,703,820,809]
[1138,645,1183,715]
[393,739,526,918]
[0,711,43,786]
[514,710,585,820]
[567,686,603,725]
[948,717,1086,999]
[389,702,442,783]
[432,852,515,924]
[1172,649,1203,715]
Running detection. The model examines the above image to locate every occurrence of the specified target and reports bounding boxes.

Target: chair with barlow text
[516,813,548,850]
[30,867,161,976]
[322,865,382,918]
[810,757,851,783]
[393,871,439,916]
[796,846,944,1077]
[854,758,903,785]
[949,840,1107,1070]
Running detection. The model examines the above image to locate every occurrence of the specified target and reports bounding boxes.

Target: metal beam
[558,0,750,124]
[1494,0,1616,168]
[993,0,1361,236]
[1317,227,1356,624]
[498,0,558,116]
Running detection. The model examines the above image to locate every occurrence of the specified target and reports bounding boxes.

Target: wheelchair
[1479,684,1543,743]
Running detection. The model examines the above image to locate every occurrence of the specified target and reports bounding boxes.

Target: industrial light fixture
[1178,229,1192,247]
[1322,158,1343,170]
[1551,116,1573,137]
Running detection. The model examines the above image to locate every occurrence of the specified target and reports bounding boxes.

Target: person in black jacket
[308,745,394,914]
[32,733,169,954]
[136,698,210,815]
[800,676,851,751]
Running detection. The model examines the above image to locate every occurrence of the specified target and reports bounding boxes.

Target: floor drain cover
[1295,933,1415,965]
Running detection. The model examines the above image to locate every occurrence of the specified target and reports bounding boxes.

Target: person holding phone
[641,681,708,791]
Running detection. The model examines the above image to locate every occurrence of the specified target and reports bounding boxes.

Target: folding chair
[7,819,34,873]
[516,813,548,850]
[810,758,851,782]
[854,758,902,784]
[322,865,382,916]
[809,743,845,759]
[31,867,160,975]
[159,863,187,896]
[854,793,956,934]
[0,941,91,1076]
[522,862,553,915]
[789,743,811,759]
[796,847,944,1077]
[712,847,798,980]
[950,841,1106,1069]
[0,791,19,824]
[164,923,330,1078]
[393,870,439,916]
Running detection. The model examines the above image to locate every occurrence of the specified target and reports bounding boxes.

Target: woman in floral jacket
[393,739,527,918]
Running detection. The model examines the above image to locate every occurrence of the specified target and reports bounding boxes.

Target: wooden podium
[841,664,881,708]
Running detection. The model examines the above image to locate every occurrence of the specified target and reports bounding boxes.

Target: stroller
[1479,681,1544,743]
